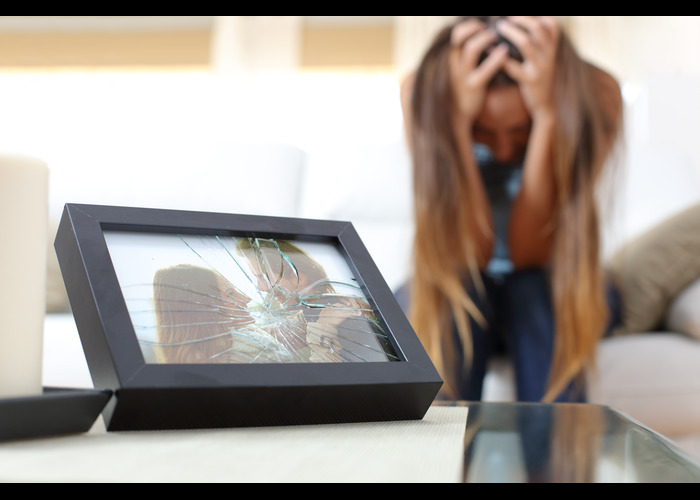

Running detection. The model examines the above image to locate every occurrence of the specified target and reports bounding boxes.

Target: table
[1,400,699,482]
[0,404,468,482]
[454,401,700,482]
[14,314,699,482]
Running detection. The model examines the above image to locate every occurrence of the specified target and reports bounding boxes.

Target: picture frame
[54,203,442,431]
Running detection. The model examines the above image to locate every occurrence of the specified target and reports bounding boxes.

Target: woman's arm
[508,109,557,268]
[401,20,510,269]
[499,16,560,268]
[501,17,623,269]
[401,76,496,269]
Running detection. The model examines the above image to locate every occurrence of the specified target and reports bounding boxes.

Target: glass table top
[440,401,700,483]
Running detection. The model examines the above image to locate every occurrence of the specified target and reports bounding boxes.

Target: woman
[235,238,394,362]
[153,264,255,363]
[398,16,623,402]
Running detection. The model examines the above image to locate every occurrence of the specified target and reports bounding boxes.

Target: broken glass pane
[102,231,399,364]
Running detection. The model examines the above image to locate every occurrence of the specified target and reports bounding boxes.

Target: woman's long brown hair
[407,17,623,401]
[153,264,249,363]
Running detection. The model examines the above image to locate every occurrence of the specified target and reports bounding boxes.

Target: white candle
[0,153,48,398]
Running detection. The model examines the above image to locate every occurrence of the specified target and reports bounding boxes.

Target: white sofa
[42,131,700,460]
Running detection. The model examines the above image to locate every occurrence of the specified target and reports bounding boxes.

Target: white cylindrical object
[0,153,48,398]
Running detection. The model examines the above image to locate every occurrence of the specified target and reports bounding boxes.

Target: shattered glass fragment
[103,232,399,364]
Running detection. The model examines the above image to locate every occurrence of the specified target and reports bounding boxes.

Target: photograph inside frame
[103,231,400,365]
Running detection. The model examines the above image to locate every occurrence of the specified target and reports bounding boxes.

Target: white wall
[568,16,700,175]
[0,69,405,222]
[568,16,700,83]
[564,17,700,251]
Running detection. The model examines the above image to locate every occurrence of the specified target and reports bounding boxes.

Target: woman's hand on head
[498,16,560,122]
[449,19,510,124]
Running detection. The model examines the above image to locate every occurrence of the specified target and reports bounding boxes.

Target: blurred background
[1,16,699,254]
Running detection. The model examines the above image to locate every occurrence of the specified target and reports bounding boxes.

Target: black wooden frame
[54,203,441,430]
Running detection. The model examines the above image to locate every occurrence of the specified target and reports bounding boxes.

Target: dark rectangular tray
[0,387,112,442]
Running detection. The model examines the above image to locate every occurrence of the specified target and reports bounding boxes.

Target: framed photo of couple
[55,203,441,430]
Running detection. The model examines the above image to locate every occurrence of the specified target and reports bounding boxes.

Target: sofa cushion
[587,333,700,437]
[300,142,413,223]
[606,202,700,334]
[665,277,700,340]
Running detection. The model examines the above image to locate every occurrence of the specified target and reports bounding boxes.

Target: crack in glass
[105,232,399,364]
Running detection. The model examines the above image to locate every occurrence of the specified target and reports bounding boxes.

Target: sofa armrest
[587,333,700,437]
[665,277,700,341]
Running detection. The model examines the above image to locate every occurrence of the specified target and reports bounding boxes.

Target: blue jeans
[394,269,622,402]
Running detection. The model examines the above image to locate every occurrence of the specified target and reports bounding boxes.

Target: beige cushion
[607,202,700,334]
[665,277,700,340]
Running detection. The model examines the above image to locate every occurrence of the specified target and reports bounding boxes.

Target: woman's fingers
[496,16,560,116]
[450,18,486,47]
[501,55,526,83]
[451,23,508,86]
[457,27,498,71]
[497,16,560,60]
[508,16,560,46]
[471,44,510,86]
